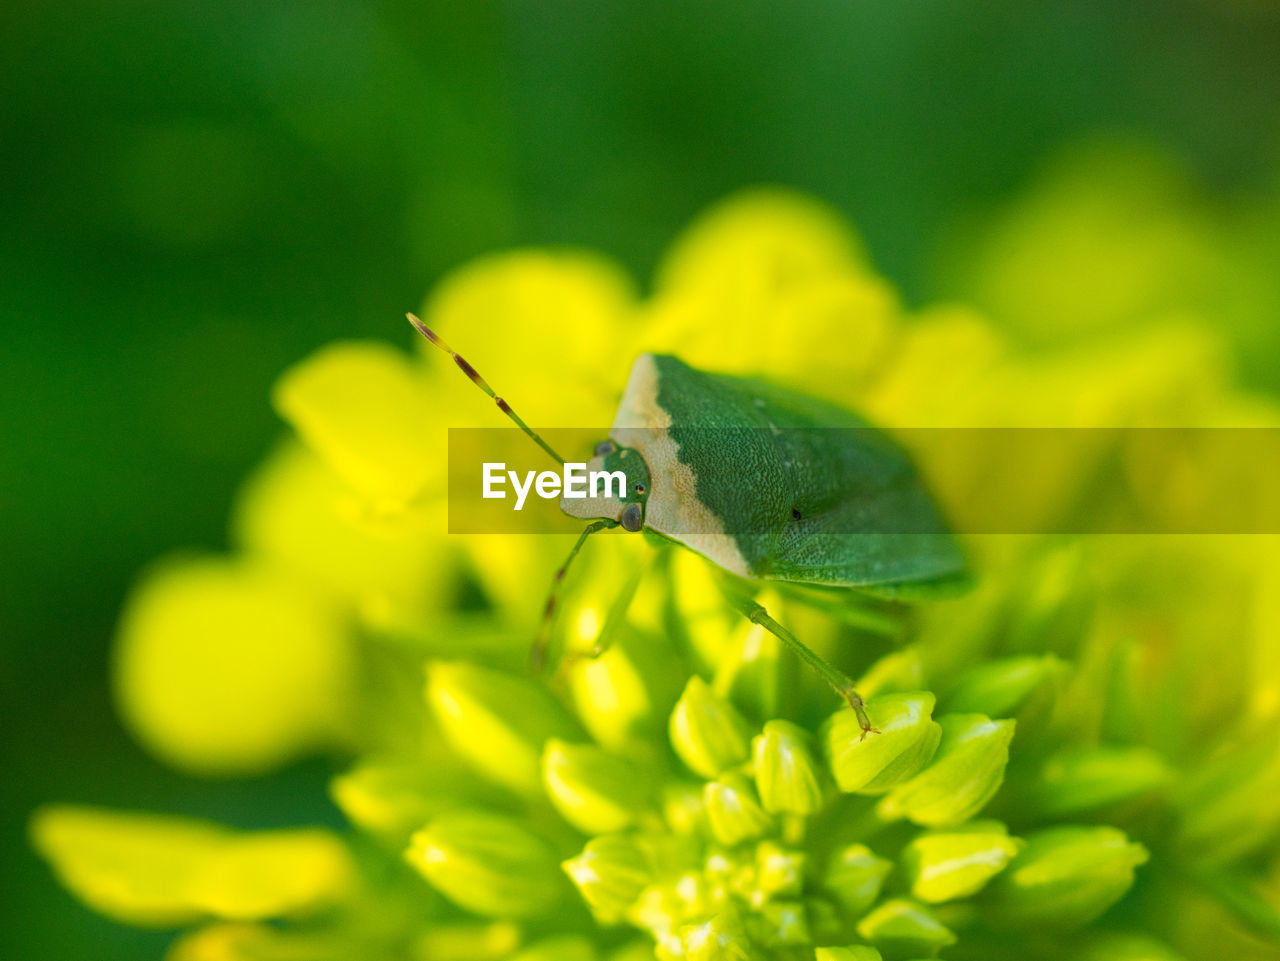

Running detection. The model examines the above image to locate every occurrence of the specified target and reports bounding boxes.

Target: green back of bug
[617,355,964,589]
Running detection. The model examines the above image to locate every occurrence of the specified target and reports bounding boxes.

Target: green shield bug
[408,313,965,737]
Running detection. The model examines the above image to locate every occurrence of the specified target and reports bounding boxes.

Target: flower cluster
[31,177,1280,961]
[387,551,1157,961]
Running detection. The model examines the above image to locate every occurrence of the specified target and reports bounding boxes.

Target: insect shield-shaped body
[561,353,964,591]
[408,314,964,736]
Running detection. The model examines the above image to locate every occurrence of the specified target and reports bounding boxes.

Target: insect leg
[730,596,879,739]
[531,519,618,673]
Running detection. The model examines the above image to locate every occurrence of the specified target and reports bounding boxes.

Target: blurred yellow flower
[30,806,351,926]
[113,557,352,774]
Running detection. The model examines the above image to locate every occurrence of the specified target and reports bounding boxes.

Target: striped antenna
[407,312,565,466]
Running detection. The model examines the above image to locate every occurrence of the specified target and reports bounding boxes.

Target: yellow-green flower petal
[413,922,522,961]
[113,557,351,775]
[944,655,1065,717]
[942,141,1229,341]
[663,550,742,674]
[511,936,598,961]
[753,720,825,815]
[31,805,224,926]
[183,830,353,921]
[679,908,753,961]
[821,843,893,917]
[568,624,682,751]
[167,923,355,961]
[426,660,579,795]
[989,825,1149,929]
[232,440,449,630]
[661,781,710,837]
[861,307,1005,426]
[703,772,773,846]
[876,714,1015,826]
[655,187,865,296]
[815,948,883,961]
[419,249,636,429]
[748,899,810,947]
[901,820,1021,903]
[857,648,927,699]
[1175,735,1280,864]
[645,189,899,402]
[562,834,653,923]
[272,340,436,507]
[328,758,505,843]
[1028,745,1172,818]
[1078,933,1189,961]
[669,676,752,779]
[823,691,939,794]
[855,898,956,954]
[544,531,656,662]
[713,616,792,726]
[30,806,350,927]
[542,739,650,834]
[563,548,682,749]
[753,841,805,901]
[407,810,564,918]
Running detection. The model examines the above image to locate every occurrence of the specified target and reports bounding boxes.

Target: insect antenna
[409,312,622,673]
[407,312,566,466]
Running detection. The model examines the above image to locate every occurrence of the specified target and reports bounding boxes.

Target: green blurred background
[3,1,1278,956]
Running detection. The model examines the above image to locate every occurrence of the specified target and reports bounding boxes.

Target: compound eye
[594,440,616,457]
[620,502,643,532]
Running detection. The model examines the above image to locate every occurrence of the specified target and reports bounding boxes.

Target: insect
[408,313,965,736]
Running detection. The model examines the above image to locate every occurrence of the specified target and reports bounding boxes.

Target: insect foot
[822,692,940,793]
[841,688,881,740]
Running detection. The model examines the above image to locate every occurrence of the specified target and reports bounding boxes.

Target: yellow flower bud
[542,739,650,834]
[562,835,653,924]
[901,820,1021,903]
[669,677,752,779]
[876,714,1015,826]
[823,692,940,794]
[855,898,956,955]
[753,841,805,902]
[407,811,564,919]
[680,908,753,961]
[567,624,683,751]
[944,654,1064,717]
[988,825,1149,929]
[426,660,579,795]
[704,772,774,846]
[822,843,892,917]
[753,720,826,815]
[1028,745,1171,818]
